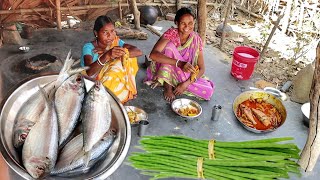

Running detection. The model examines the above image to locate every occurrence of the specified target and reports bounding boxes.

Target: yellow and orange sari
[96,36,138,103]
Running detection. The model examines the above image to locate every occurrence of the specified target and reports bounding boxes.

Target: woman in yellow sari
[81,16,142,103]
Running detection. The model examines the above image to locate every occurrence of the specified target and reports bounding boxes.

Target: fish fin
[38,85,50,104]
[70,149,85,165]
[70,149,91,168]
[72,59,81,66]
[83,151,91,168]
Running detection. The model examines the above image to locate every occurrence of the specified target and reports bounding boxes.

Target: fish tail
[60,49,74,75]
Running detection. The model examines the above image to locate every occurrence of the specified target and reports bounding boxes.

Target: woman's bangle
[175,59,180,67]
[97,54,106,66]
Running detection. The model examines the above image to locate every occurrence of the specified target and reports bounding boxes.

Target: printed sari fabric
[145,28,214,100]
[96,36,139,103]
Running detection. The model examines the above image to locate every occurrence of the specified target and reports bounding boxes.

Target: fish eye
[76,77,82,82]
[20,134,27,140]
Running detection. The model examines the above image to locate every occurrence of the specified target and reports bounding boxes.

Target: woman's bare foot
[164,82,175,102]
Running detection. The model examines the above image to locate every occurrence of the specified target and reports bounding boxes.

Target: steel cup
[211,105,222,121]
[138,120,149,137]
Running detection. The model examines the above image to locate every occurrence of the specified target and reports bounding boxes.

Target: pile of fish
[12,51,116,179]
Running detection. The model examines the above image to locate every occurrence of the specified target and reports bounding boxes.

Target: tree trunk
[129,0,140,30]
[56,0,62,30]
[219,0,233,50]
[197,0,207,44]
[281,0,293,34]
[118,1,123,20]
[298,41,320,171]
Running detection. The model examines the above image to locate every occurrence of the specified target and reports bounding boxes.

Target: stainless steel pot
[0,75,131,179]
[233,90,287,133]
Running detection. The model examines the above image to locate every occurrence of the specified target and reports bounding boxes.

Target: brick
[255,80,276,89]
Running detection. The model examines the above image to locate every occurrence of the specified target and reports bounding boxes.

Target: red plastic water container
[231,46,260,80]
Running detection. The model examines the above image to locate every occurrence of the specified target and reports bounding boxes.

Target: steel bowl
[0,75,131,179]
[124,106,148,125]
[233,90,287,133]
[171,98,202,119]
[301,102,310,126]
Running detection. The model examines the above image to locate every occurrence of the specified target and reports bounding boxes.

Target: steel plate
[0,75,131,179]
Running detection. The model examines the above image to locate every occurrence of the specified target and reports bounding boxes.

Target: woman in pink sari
[145,7,214,102]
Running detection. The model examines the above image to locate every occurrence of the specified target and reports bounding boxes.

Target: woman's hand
[109,46,126,59]
[93,46,126,59]
[173,81,190,96]
[178,61,196,73]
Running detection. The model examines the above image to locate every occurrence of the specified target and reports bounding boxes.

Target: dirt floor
[204,11,318,94]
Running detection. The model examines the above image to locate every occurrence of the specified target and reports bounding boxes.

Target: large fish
[252,108,271,126]
[22,86,59,179]
[55,74,85,147]
[13,50,87,148]
[78,81,112,166]
[240,104,257,125]
[51,130,116,176]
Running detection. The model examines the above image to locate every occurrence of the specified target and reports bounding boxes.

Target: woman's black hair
[93,16,113,33]
[174,7,195,23]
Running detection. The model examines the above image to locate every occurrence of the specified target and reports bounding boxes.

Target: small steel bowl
[124,106,148,125]
[171,98,202,119]
[19,46,30,53]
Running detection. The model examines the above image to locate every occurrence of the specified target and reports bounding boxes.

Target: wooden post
[259,14,284,62]
[176,0,182,11]
[56,0,62,30]
[197,0,207,44]
[281,0,292,34]
[118,1,123,20]
[129,0,140,30]
[298,41,320,171]
[219,0,233,50]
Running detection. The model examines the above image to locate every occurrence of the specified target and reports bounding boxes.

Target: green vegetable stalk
[129,136,301,180]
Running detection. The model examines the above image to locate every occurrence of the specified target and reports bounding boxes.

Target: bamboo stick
[298,41,320,171]
[197,0,207,44]
[235,6,263,19]
[219,0,233,50]
[182,1,219,6]
[281,0,293,33]
[176,0,182,11]
[118,1,122,20]
[259,14,284,62]
[56,0,61,30]
[0,1,222,15]
[298,3,305,30]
